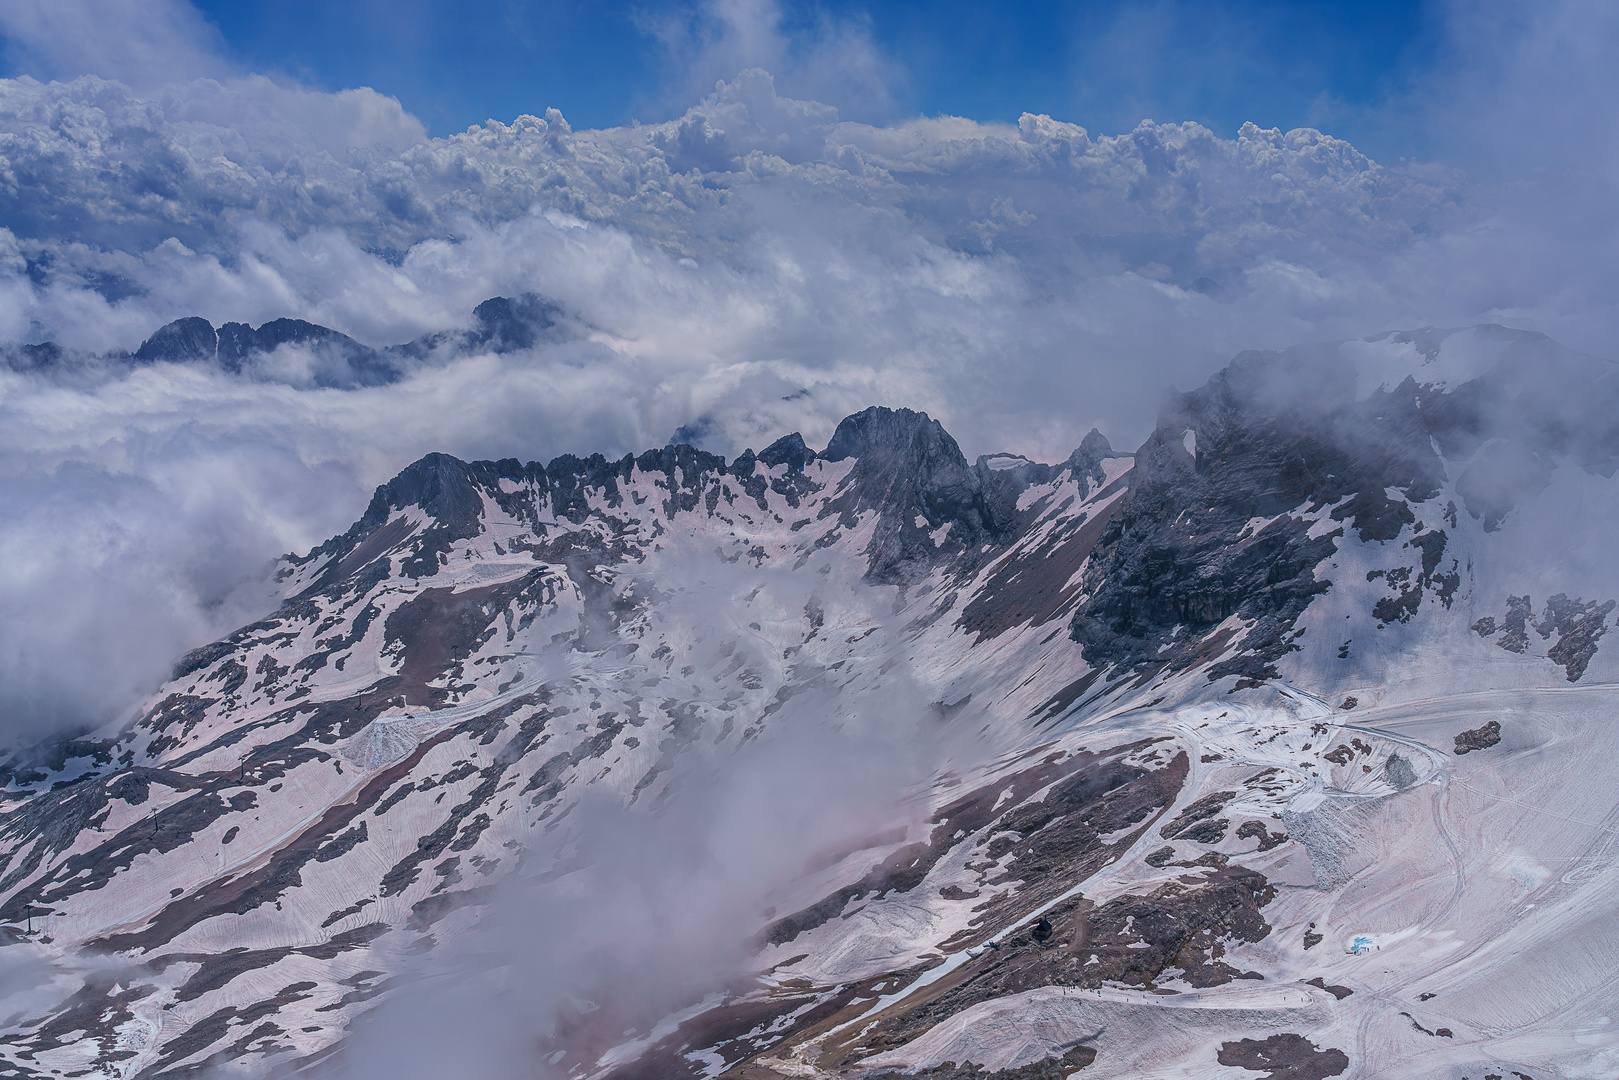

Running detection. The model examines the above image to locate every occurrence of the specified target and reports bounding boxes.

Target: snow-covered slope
[2,326,1617,1080]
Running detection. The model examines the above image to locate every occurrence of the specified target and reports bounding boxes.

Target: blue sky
[177,0,1437,155]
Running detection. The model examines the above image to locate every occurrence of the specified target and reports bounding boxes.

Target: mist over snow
[331,545,974,1080]
[3,6,1619,1076]
[0,0,1614,746]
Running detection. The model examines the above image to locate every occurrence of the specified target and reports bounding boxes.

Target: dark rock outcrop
[1453,720,1501,755]
[1062,428,1126,497]
[1474,593,1613,680]
[398,293,563,358]
[1,340,65,371]
[129,315,399,388]
[293,454,548,591]
[219,318,397,387]
[758,431,813,471]
[464,294,559,353]
[1537,594,1615,681]
[1068,345,1446,684]
[819,407,1023,583]
[134,316,217,364]
[1216,1034,1348,1079]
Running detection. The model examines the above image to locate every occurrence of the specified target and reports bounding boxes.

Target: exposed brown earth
[1215,1034,1348,1079]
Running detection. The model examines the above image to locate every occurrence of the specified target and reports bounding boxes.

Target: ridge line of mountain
[3,294,566,388]
[278,326,1619,693]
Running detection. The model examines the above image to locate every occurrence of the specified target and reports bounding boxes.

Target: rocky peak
[297,454,551,590]
[467,294,560,353]
[1152,346,1444,523]
[133,316,216,365]
[357,453,488,540]
[728,433,821,512]
[544,452,635,524]
[820,406,979,521]
[634,443,730,517]
[821,406,966,470]
[221,318,395,387]
[758,431,813,471]
[819,407,1015,583]
[129,314,398,389]
[123,295,567,387]
[1063,428,1126,495]
[3,340,63,371]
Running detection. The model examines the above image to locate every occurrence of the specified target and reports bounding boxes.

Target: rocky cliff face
[1069,346,1446,685]
[1,327,1616,1080]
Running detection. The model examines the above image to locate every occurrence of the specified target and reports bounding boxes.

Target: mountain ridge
[5,293,567,389]
[0,328,1617,1078]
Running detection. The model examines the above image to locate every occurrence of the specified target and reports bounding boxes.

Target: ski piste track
[1324,681,1619,1072]
[755,677,1619,1078]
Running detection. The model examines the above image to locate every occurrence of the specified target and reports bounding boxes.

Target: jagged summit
[307,405,1114,591]
[757,431,812,470]
[360,453,523,538]
[820,405,963,464]
[398,293,563,360]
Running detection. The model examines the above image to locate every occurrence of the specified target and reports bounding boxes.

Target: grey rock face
[399,294,564,359]
[129,314,395,388]
[633,443,731,518]
[1069,347,1445,684]
[758,432,812,471]
[819,406,1023,583]
[752,433,821,508]
[133,316,217,364]
[1064,428,1124,496]
[466,294,559,353]
[294,454,547,589]
[366,453,491,538]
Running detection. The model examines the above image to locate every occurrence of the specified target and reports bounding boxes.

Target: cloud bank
[0,0,1615,744]
[330,544,973,1079]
